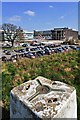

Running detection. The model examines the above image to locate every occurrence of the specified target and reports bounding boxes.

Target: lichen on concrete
[10,76,77,119]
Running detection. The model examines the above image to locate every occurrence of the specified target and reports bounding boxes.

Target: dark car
[44,48,52,55]
[24,52,29,57]
[53,48,59,53]
[2,43,11,48]
[26,47,30,51]
[3,49,8,53]
[22,44,28,47]
[57,47,64,52]
[28,52,35,59]
[37,47,43,51]
[37,50,45,56]
[61,47,66,50]
[10,55,17,61]
[35,52,42,57]
[2,56,7,62]
[5,51,11,55]
[24,52,35,58]
[64,46,69,49]
[69,45,77,50]
[30,48,36,51]
[16,49,25,53]
[50,48,54,53]
[76,47,80,50]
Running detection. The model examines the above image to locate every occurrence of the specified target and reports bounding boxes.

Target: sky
[2,2,78,31]
[2,0,79,2]
[78,1,80,33]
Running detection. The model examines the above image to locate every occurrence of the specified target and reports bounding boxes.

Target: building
[53,28,78,40]
[34,30,53,40]
[0,29,34,42]
[24,30,34,40]
[34,28,78,41]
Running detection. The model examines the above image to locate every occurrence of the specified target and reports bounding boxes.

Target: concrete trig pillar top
[10,76,77,119]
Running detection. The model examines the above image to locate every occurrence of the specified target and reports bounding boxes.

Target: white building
[23,30,34,40]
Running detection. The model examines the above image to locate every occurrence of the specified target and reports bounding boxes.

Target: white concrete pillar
[10,76,77,119]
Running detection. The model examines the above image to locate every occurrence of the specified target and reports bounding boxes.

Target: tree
[2,23,18,47]
[16,26,25,42]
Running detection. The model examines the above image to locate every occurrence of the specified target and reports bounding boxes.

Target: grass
[2,50,80,119]
[2,46,24,51]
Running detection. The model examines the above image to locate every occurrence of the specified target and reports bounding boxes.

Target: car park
[2,41,78,62]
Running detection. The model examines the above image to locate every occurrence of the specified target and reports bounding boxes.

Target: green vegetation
[2,50,80,119]
[2,46,24,51]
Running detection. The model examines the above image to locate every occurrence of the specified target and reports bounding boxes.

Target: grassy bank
[2,50,80,119]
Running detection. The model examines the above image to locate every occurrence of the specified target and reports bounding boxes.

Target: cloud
[8,15,21,22]
[49,5,53,8]
[24,10,35,16]
[59,16,64,20]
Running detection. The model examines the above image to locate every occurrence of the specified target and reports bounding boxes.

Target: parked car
[5,51,11,55]
[61,47,66,50]
[15,49,25,53]
[30,48,37,51]
[44,48,52,55]
[69,45,77,50]
[24,52,35,58]
[75,47,80,50]
[35,52,42,57]
[26,47,30,51]
[28,52,35,59]
[53,48,58,53]
[3,49,8,53]
[24,52,29,57]
[2,43,11,48]
[22,43,28,47]
[57,47,64,52]
[11,55,17,61]
[2,56,7,62]
[37,50,45,56]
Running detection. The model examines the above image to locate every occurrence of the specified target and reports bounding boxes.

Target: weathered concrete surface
[10,76,77,119]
